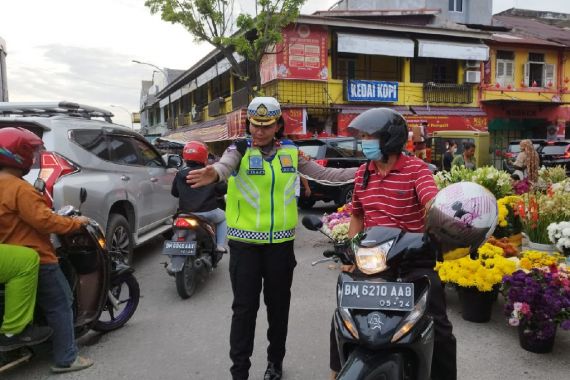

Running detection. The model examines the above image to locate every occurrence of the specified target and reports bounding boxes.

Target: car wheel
[106,214,134,265]
[298,198,316,210]
[336,186,354,208]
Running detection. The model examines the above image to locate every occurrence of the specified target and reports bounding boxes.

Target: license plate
[162,241,197,256]
[340,281,414,311]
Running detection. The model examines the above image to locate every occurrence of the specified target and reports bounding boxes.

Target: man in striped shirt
[330,108,456,380]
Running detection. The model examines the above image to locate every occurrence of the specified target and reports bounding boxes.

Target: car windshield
[298,145,320,159]
[541,144,568,155]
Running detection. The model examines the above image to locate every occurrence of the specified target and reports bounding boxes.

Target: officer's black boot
[264,361,282,380]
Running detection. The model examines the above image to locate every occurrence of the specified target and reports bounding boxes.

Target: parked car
[294,137,367,209]
[0,101,180,264]
[502,139,546,173]
[538,140,570,174]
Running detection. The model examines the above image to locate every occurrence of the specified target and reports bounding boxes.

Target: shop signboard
[260,24,328,84]
[346,80,398,102]
[282,108,307,135]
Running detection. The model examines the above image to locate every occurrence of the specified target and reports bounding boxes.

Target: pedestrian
[413,121,428,161]
[511,139,539,184]
[0,244,53,351]
[329,108,457,380]
[451,141,476,170]
[0,127,93,373]
[443,140,457,171]
[186,97,356,380]
[171,140,228,253]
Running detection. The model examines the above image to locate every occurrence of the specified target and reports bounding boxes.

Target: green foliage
[145,0,306,94]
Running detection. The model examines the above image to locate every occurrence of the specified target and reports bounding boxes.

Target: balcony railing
[423,83,473,104]
[263,80,329,106]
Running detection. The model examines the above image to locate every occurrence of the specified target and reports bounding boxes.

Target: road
[4,203,569,380]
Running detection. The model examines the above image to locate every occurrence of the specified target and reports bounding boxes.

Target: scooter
[162,212,223,299]
[302,215,436,380]
[0,187,140,373]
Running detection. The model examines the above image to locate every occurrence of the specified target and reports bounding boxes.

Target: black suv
[539,140,570,174]
[295,137,366,209]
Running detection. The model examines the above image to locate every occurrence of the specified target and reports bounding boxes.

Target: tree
[145,0,306,96]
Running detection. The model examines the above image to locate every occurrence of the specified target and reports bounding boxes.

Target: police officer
[187,97,356,380]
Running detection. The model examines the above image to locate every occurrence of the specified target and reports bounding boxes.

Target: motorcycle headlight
[354,240,393,275]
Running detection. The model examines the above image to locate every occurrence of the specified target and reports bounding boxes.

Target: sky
[1,0,570,128]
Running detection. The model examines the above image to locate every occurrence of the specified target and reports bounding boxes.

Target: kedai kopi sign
[347,80,398,102]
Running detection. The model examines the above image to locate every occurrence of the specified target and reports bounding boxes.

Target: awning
[417,39,489,61]
[166,124,228,143]
[337,33,414,58]
[409,106,486,116]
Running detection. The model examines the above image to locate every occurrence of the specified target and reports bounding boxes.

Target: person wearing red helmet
[0,127,93,373]
[172,141,227,252]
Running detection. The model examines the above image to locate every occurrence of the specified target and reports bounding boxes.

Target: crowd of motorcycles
[3,181,468,380]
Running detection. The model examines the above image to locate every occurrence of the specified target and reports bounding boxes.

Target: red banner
[282,108,306,135]
[260,24,328,84]
[337,113,488,136]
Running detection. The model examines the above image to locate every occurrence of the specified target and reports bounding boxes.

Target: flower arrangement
[502,265,570,342]
[548,221,570,256]
[434,166,512,199]
[550,178,570,193]
[494,195,522,238]
[435,243,517,292]
[512,177,530,195]
[516,191,570,244]
[537,165,567,190]
[321,203,352,242]
[518,250,563,270]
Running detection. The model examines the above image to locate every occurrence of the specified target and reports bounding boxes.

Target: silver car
[0,101,179,263]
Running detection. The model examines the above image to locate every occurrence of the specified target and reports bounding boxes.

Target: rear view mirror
[302,215,323,231]
[80,188,87,204]
[167,154,182,168]
[33,178,46,193]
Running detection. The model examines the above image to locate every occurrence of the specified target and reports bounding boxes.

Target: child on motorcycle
[171,141,228,253]
[0,244,53,351]
[0,127,93,373]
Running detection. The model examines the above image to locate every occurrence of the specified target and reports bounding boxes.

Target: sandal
[51,356,94,373]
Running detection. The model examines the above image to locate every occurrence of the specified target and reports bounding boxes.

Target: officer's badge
[247,155,265,175]
[279,155,295,173]
[256,104,268,116]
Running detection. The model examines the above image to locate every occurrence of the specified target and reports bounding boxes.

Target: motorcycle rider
[328,108,456,380]
[0,127,93,373]
[186,97,357,380]
[0,244,53,351]
[171,140,228,253]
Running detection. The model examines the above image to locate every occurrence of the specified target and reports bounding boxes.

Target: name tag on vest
[279,155,295,173]
[248,156,265,175]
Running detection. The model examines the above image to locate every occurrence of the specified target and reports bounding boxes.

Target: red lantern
[565,77,569,84]
[547,81,553,87]
[520,81,527,88]
[495,83,501,88]
[532,80,538,87]
[507,84,513,90]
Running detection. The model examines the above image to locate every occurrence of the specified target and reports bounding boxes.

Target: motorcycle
[0,187,140,373]
[162,212,223,299]
[302,215,436,380]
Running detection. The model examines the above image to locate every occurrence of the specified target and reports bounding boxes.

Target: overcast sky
[1,0,570,128]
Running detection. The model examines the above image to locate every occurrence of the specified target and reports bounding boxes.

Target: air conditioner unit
[465,71,481,83]
[465,60,480,69]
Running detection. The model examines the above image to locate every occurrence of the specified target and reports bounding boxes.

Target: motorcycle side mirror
[302,215,323,231]
[80,188,87,204]
[33,178,46,194]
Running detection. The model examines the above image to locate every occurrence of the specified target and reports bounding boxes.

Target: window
[496,50,514,86]
[411,58,458,84]
[449,0,463,12]
[132,138,164,167]
[336,57,356,81]
[108,135,141,165]
[70,130,111,161]
[524,52,555,88]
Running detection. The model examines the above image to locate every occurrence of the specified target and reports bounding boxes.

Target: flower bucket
[521,233,556,254]
[457,286,496,323]
[518,324,557,354]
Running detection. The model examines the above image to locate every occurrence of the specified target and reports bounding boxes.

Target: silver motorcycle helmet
[425,182,498,260]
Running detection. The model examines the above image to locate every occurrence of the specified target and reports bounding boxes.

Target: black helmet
[347,108,408,156]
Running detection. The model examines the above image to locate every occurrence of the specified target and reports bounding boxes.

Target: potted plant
[435,243,516,323]
[502,265,570,353]
[547,221,570,258]
[434,166,513,200]
[494,195,523,247]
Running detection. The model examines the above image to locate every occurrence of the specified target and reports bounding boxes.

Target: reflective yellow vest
[226,141,299,244]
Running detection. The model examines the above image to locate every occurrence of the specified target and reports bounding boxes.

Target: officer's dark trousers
[228,240,297,380]
[330,267,457,380]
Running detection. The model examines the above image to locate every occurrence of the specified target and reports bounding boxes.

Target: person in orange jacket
[0,127,93,373]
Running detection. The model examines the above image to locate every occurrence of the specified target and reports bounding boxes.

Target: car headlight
[354,240,393,275]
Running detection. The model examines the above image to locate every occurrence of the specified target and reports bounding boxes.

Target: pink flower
[519,302,531,315]
[509,317,520,327]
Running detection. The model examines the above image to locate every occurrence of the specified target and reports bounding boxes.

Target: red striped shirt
[352,154,439,232]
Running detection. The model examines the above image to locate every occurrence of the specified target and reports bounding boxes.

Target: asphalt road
[4,203,569,380]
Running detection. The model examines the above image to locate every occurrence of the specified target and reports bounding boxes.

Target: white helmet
[247,97,282,127]
[425,182,498,260]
